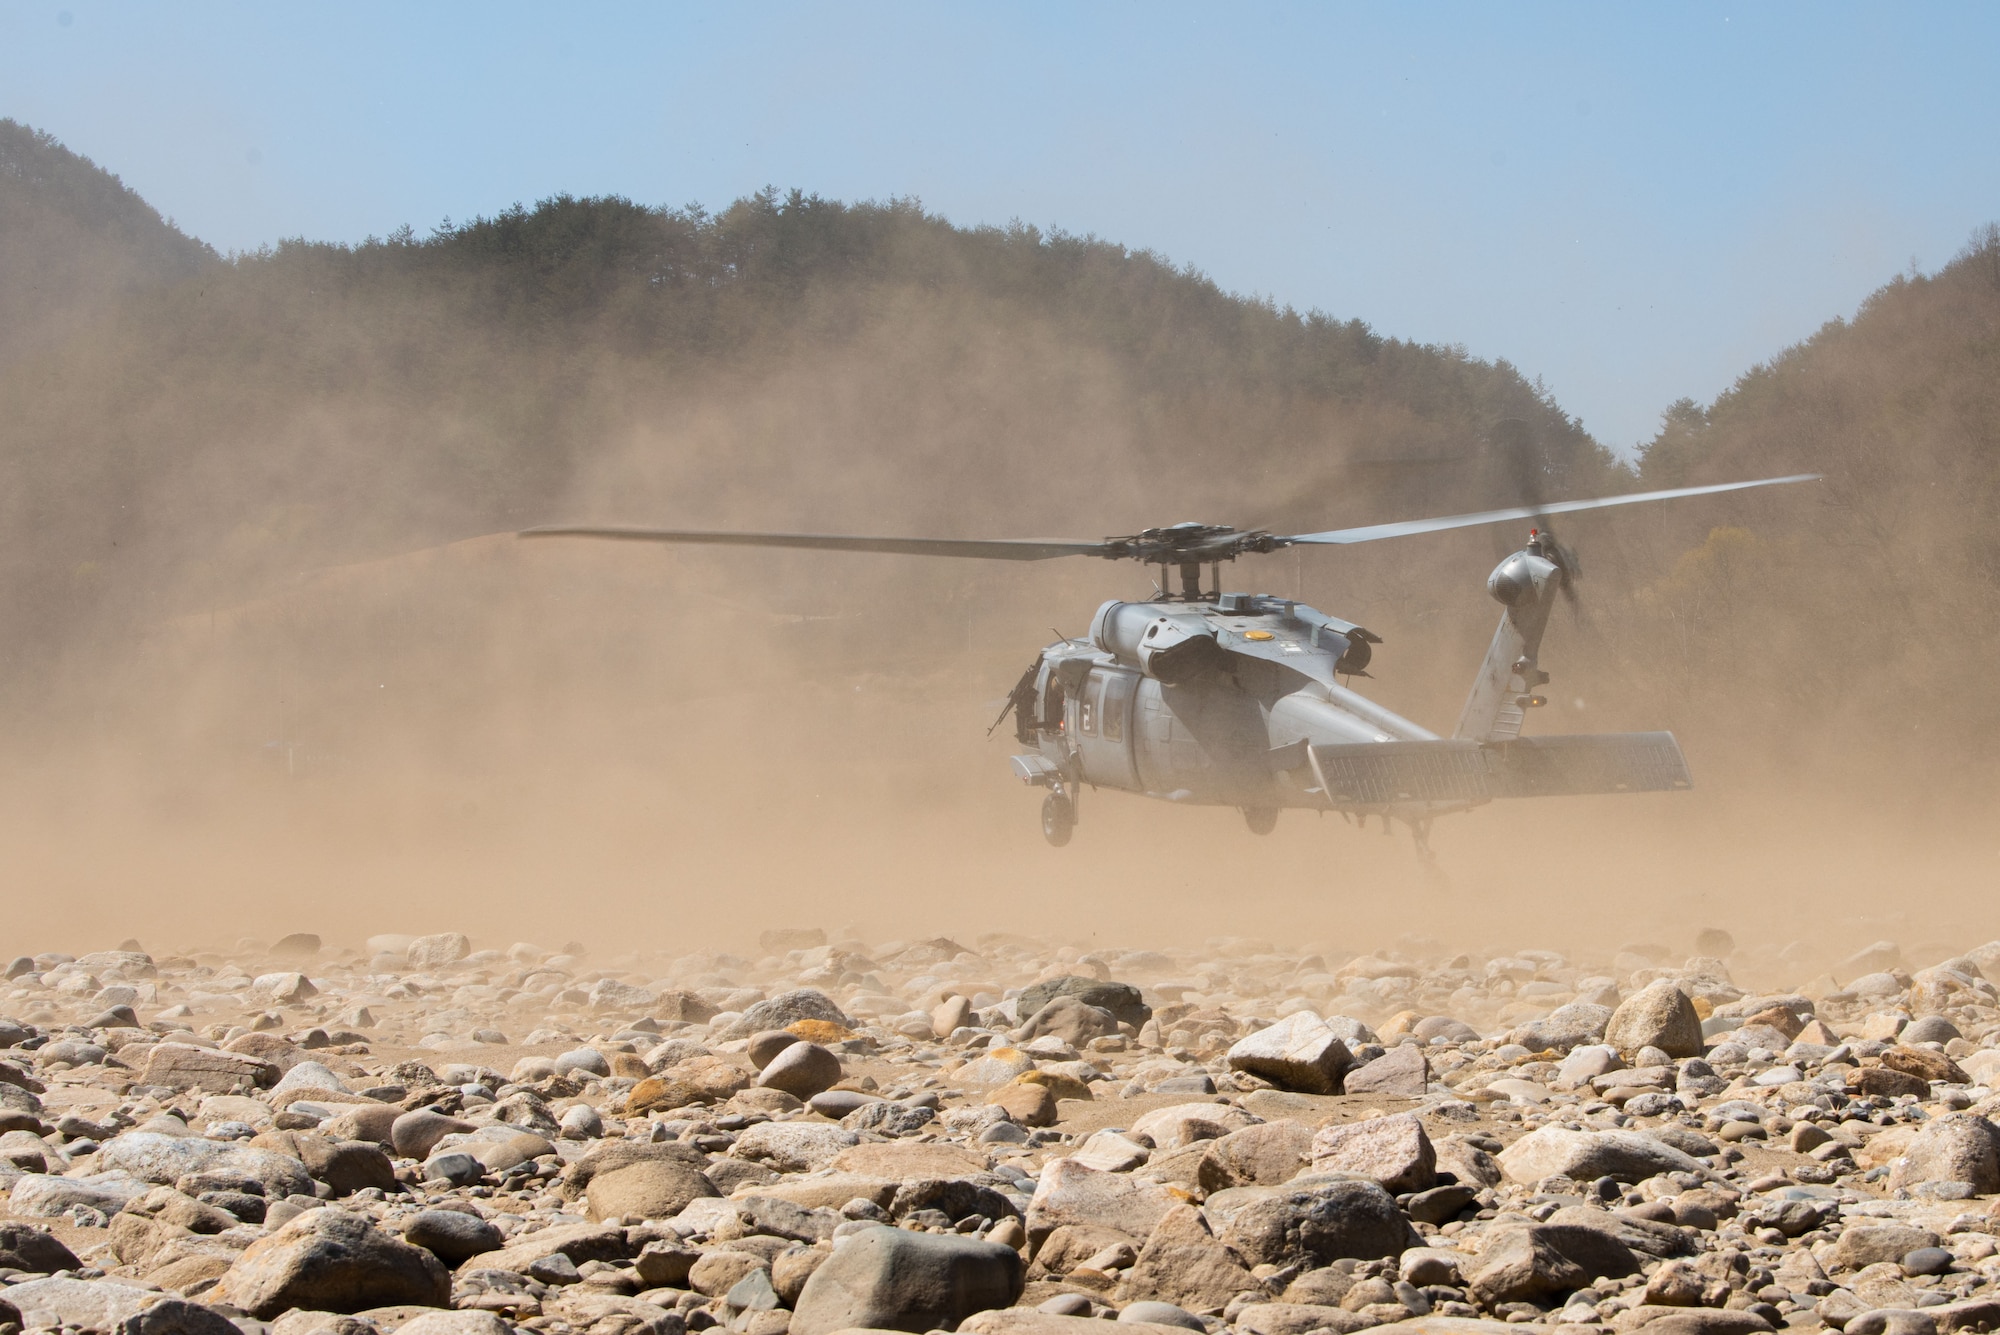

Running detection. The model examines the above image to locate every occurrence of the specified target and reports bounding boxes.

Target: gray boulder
[116,1298,244,1335]
[392,1110,476,1161]
[1226,1013,1352,1095]
[400,1210,505,1266]
[0,1220,81,1273]
[578,1147,717,1222]
[137,1044,277,1092]
[1196,1120,1315,1192]
[1207,1178,1412,1268]
[1026,1157,1181,1245]
[1308,1113,1435,1193]
[407,934,472,967]
[95,1133,312,1199]
[1017,976,1150,1029]
[756,1042,844,1100]
[1605,982,1704,1058]
[1117,1204,1257,1313]
[1887,1114,2000,1195]
[1466,1221,1642,1306]
[1340,1044,1429,1097]
[211,1207,451,1317]
[1833,1224,1944,1271]
[1017,997,1121,1046]
[789,1225,1023,1335]
[5,1278,164,1330]
[1497,1127,1703,1185]
[723,989,853,1039]
[394,1314,518,1335]
[10,1171,149,1217]
[1508,1003,1615,1053]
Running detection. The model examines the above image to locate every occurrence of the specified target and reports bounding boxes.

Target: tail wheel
[1243,806,1279,835]
[1041,791,1075,847]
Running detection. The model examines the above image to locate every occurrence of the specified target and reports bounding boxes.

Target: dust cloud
[2,176,1997,973]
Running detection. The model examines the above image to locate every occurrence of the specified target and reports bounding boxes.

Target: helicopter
[520,472,1816,849]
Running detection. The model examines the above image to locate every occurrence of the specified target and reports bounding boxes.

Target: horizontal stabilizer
[1491,732,1691,798]
[1309,732,1690,806]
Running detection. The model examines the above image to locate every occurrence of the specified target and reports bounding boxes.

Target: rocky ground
[2,929,1999,1335]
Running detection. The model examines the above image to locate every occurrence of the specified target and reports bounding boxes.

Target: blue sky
[5,2,1995,452]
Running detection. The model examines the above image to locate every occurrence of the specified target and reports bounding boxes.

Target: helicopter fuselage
[1010,592,1446,816]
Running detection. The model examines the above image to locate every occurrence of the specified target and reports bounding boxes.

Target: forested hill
[0,119,214,370]
[0,128,1615,674]
[1615,226,2000,779]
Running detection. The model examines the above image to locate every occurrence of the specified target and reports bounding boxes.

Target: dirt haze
[1,129,1998,970]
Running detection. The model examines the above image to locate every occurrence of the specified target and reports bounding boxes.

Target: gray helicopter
[522,472,1815,849]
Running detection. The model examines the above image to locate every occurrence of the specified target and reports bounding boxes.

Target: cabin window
[1101,673,1131,742]
[1081,675,1103,736]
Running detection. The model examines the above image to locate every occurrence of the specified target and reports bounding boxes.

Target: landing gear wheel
[1041,791,1075,847]
[1242,806,1279,835]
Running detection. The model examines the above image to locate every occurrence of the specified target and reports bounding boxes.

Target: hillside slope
[1615,226,2000,787]
[0,163,1616,689]
[0,119,214,370]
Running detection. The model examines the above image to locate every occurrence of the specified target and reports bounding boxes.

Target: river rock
[933,996,974,1038]
[1117,1203,1258,1312]
[1130,1101,1259,1149]
[1465,1220,1642,1306]
[1231,1303,1375,1335]
[1197,1120,1314,1190]
[1310,1113,1435,1192]
[212,1208,451,1317]
[722,989,854,1039]
[4,1277,165,1330]
[1227,1012,1353,1095]
[1018,996,1121,1046]
[587,1154,718,1221]
[139,1044,277,1092]
[1026,1157,1181,1245]
[1833,1224,1943,1271]
[1508,1003,1616,1054]
[1887,1113,2000,1194]
[1605,982,1704,1058]
[400,1210,504,1265]
[988,1081,1059,1127]
[1208,1178,1412,1268]
[391,1314,515,1335]
[407,934,471,967]
[1497,1127,1703,1185]
[1342,1044,1430,1097]
[10,1171,148,1216]
[1017,976,1151,1029]
[832,1140,989,1179]
[0,1220,81,1273]
[756,1041,843,1099]
[455,1221,631,1275]
[789,1225,1023,1335]
[730,1121,859,1172]
[392,1111,476,1161]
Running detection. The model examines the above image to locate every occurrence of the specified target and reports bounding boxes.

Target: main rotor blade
[518,525,1110,561]
[1284,473,1820,546]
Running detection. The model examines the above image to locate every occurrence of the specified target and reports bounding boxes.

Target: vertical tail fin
[1454,543,1564,742]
